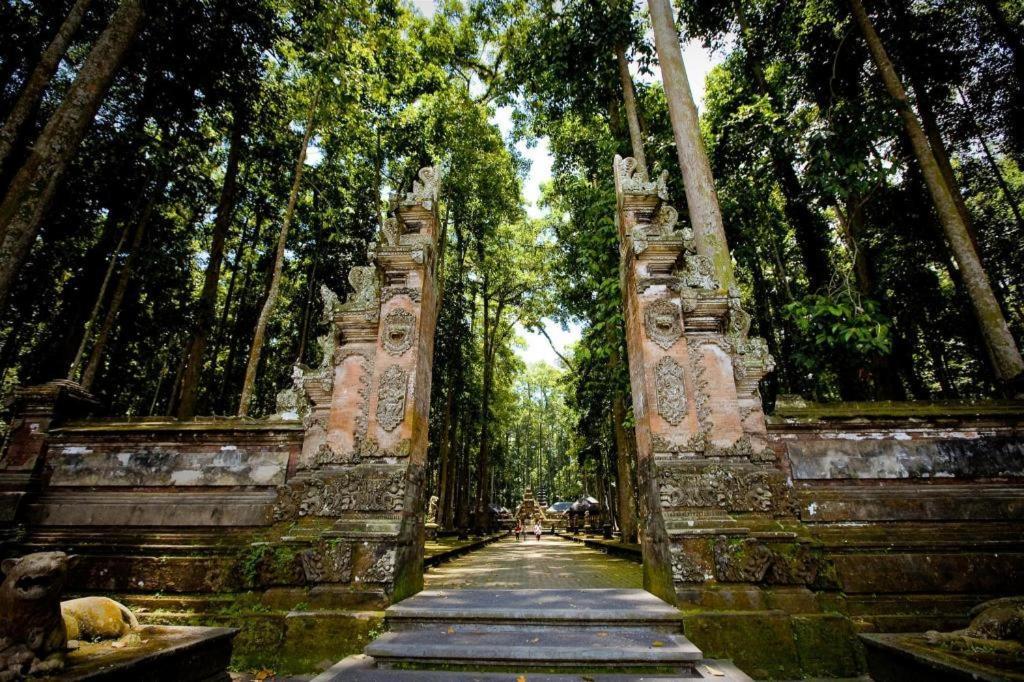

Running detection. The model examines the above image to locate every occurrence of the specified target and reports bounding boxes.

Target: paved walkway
[424,534,642,589]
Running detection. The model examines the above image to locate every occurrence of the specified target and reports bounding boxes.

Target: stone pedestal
[613,156,788,603]
[278,167,442,603]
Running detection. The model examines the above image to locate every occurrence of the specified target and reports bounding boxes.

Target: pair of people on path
[513,521,543,541]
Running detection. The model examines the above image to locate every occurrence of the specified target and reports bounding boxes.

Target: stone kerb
[613,156,804,598]
[284,165,442,603]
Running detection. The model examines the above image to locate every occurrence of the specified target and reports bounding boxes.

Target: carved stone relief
[341,266,380,313]
[381,287,421,304]
[644,299,682,350]
[654,356,686,425]
[273,467,407,520]
[300,541,352,583]
[658,462,785,513]
[613,155,669,200]
[382,308,416,356]
[361,548,397,583]
[376,365,409,432]
[403,166,441,208]
[712,535,823,586]
[677,253,718,290]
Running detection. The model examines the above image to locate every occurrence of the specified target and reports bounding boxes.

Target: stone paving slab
[389,588,683,624]
[424,535,642,590]
[365,626,701,665]
[312,654,753,681]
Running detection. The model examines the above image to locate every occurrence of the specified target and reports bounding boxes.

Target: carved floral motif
[376,365,408,432]
[658,462,783,513]
[654,356,686,425]
[300,542,352,583]
[273,467,407,519]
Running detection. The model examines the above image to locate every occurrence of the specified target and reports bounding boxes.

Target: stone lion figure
[0,552,140,680]
[925,596,1024,647]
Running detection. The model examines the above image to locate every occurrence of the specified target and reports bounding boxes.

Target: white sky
[411,0,725,367]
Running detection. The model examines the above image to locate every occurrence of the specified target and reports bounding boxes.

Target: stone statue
[341,266,379,311]
[925,597,1024,647]
[0,552,142,679]
[426,495,439,525]
[0,552,76,677]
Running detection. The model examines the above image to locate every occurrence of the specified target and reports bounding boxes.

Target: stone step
[315,654,753,680]
[385,588,685,630]
[365,624,702,669]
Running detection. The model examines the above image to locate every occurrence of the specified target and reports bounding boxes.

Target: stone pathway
[425,534,642,589]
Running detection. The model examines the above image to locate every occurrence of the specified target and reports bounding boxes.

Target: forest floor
[424,534,643,589]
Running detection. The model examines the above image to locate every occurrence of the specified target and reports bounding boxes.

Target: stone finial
[403,165,441,209]
[613,155,669,200]
[319,284,341,322]
[380,216,400,247]
[341,266,379,311]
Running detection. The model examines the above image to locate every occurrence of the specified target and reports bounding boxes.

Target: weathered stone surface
[785,436,1024,480]
[49,444,289,487]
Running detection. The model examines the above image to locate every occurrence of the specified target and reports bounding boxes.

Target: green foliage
[784,293,891,370]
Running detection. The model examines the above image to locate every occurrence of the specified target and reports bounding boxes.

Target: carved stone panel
[273,467,407,519]
[654,356,686,425]
[658,462,786,513]
[300,541,353,583]
[382,308,416,356]
[644,299,682,350]
[377,365,408,432]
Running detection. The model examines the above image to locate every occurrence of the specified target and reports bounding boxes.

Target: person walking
[533,521,542,541]
[514,522,522,542]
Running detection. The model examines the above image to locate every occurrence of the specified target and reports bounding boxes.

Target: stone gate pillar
[279,167,441,604]
[613,156,789,603]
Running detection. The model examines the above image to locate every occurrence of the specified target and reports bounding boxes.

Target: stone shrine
[514,487,546,524]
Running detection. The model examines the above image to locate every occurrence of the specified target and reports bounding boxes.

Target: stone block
[791,613,867,677]
[279,611,385,675]
[682,610,801,679]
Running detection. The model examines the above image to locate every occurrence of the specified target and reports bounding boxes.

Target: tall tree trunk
[67,214,133,381]
[237,95,318,416]
[79,184,158,391]
[734,3,833,292]
[0,0,94,171]
[177,117,245,418]
[210,211,258,379]
[0,0,143,307]
[850,0,1024,386]
[647,0,734,289]
[614,43,648,180]
[957,88,1024,235]
[435,369,455,529]
[611,386,638,543]
[474,289,493,534]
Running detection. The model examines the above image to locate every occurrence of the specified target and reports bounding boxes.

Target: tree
[0,0,144,307]
[850,0,1024,388]
[0,0,94,171]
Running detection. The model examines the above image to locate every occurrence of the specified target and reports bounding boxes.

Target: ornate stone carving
[613,155,669,200]
[341,266,380,312]
[670,544,710,582]
[658,462,784,513]
[381,216,400,246]
[362,548,396,583]
[376,365,408,432]
[644,299,682,350]
[273,467,407,519]
[712,535,823,586]
[403,166,441,208]
[300,542,352,583]
[320,284,342,320]
[631,205,687,255]
[654,356,686,426]
[677,253,718,290]
[381,287,421,304]
[687,339,712,440]
[382,308,416,356]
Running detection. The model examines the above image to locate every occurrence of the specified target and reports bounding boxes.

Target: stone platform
[41,625,237,681]
[319,588,750,679]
